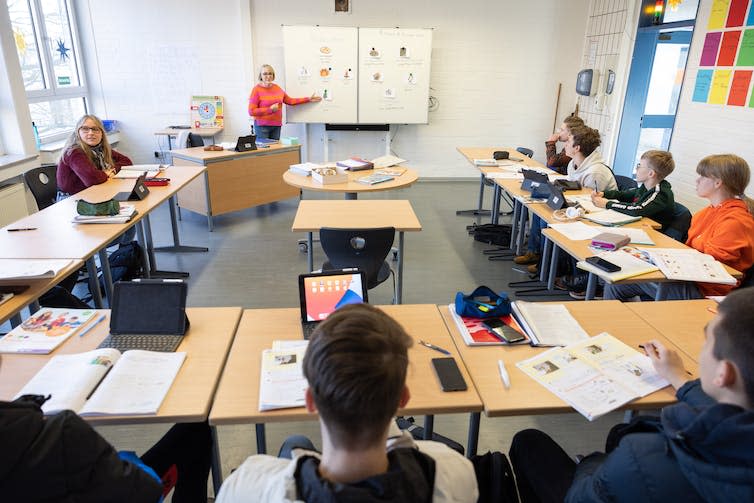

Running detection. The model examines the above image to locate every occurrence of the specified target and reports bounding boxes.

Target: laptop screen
[298,270,368,323]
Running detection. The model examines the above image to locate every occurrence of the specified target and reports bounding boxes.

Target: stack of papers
[259,342,308,411]
[473,159,499,167]
[517,333,669,420]
[73,204,137,224]
[113,164,165,179]
[336,157,373,171]
[289,162,321,176]
[510,301,590,346]
[549,222,654,245]
[357,173,394,185]
[0,259,74,281]
[583,209,641,226]
[372,155,406,168]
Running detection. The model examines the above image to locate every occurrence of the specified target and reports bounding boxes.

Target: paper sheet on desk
[486,172,523,180]
[549,222,655,245]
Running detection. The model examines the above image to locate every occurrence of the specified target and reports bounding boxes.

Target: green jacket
[603,179,675,229]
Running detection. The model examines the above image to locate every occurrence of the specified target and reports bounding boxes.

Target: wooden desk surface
[0,307,242,425]
[0,165,205,260]
[456,147,547,171]
[626,299,717,362]
[209,304,482,426]
[171,144,300,164]
[283,168,419,195]
[155,127,223,137]
[291,200,422,232]
[440,301,698,417]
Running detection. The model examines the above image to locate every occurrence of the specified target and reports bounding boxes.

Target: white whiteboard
[358,28,432,124]
[283,26,358,123]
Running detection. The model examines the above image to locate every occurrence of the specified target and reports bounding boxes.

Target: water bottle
[32,121,41,150]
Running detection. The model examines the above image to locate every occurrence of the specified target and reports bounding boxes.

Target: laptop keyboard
[98,334,183,352]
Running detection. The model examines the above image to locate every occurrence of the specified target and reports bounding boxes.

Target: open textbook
[0,259,74,282]
[510,301,590,346]
[259,342,308,411]
[15,349,186,416]
[0,308,99,354]
[516,333,669,420]
[647,248,737,285]
[577,247,660,282]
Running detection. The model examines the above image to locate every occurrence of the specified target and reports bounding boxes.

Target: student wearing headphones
[248,64,321,141]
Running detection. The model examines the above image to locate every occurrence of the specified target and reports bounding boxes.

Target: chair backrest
[24,164,58,210]
[319,227,395,289]
[187,132,204,147]
[615,174,636,191]
[663,202,692,243]
[739,265,754,289]
[516,147,534,158]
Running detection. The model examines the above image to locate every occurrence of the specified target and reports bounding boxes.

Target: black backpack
[103,241,145,287]
[471,224,512,247]
[471,451,519,503]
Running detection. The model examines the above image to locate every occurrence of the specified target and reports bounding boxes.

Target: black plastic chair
[320,227,396,301]
[615,174,636,191]
[516,147,534,158]
[24,164,58,210]
[187,132,204,147]
[663,202,692,243]
[740,266,754,289]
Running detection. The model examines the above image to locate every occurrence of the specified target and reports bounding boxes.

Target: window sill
[0,153,39,182]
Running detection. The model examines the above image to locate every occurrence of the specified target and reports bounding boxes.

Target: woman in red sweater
[56,114,132,197]
[248,64,321,141]
[605,154,754,301]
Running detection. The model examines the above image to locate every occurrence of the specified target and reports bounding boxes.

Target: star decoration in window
[56,39,70,61]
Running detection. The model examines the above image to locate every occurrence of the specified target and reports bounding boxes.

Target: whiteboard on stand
[358,28,432,124]
[283,25,358,124]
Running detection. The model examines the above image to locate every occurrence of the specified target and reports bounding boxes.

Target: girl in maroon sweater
[56,114,132,197]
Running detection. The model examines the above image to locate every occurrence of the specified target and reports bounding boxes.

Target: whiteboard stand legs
[323,128,330,163]
[385,128,390,156]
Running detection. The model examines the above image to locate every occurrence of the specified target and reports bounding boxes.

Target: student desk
[209,305,483,468]
[291,200,422,303]
[440,300,698,419]
[0,306,241,494]
[626,299,717,363]
[283,167,419,200]
[171,144,302,230]
[456,147,548,224]
[542,226,742,300]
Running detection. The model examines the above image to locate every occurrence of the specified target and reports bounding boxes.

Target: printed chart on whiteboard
[283,26,359,123]
[358,28,433,124]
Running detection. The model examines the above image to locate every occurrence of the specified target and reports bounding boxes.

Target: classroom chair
[615,174,637,191]
[24,164,58,211]
[319,227,397,302]
[663,202,692,243]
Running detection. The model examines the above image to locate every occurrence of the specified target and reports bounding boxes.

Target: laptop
[98,279,190,352]
[235,135,257,152]
[520,169,549,192]
[546,183,576,210]
[114,175,149,202]
[298,269,368,340]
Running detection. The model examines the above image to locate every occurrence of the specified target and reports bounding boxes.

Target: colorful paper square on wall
[726,0,749,27]
[736,29,754,65]
[693,70,714,102]
[708,0,732,30]
[709,69,733,104]
[718,30,742,65]
[701,32,723,66]
[727,70,752,105]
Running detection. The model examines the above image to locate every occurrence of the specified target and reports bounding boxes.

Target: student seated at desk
[605,154,754,301]
[515,126,618,273]
[56,114,133,199]
[216,304,478,503]
[0,362,212,502]
[545,115,584,175]
[591,150,676,230]
[508,286,754,503]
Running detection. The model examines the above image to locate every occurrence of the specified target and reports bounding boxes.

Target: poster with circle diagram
[191,95,224,128]
[283,25,358,123]
[358,28,432,124]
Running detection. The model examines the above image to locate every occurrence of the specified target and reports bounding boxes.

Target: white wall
[80,0,589,177]
[669,0,754,212]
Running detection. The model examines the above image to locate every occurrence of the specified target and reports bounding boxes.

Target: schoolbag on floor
[471,451,519,503]
[471,224,512,247]
[101,241,145,290]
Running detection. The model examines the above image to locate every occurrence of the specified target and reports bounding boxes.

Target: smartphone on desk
[431,357,467,392]
[482,318,526,343]
[586,256,621,273]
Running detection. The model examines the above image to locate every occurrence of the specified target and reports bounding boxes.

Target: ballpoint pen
[7,227,37,232]
[79,313,106,338]
[419,340,451,355]
[498,359,511,389]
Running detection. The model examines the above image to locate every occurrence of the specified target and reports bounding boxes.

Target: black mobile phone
[431,357,467,392]
[586,256,621,273]
[482,318,526,343]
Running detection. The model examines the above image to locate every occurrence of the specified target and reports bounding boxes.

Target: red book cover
[449,304,528,346]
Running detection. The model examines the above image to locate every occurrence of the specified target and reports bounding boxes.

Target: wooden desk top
[440,301,698,417]
[209,304,482,426]
[456,147,547,171]
[626,299,717,363]
[0,307,242,425]
[283,168,419,195]
[0,165,205,260]
[291,200,422,232]
[155,127,223,137]
[170,144,300,164]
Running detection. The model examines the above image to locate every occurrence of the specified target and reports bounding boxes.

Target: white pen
[79,313,106,338]
[497,359,510,389]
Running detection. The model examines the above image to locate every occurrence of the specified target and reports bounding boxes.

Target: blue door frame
[614,28,693,176]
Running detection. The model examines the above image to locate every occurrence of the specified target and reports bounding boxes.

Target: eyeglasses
[261,72,274,76]
[79,126,102,134]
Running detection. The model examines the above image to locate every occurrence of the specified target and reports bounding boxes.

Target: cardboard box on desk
[311,167,347,185]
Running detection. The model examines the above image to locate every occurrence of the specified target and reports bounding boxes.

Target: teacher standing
[248,64,321,140]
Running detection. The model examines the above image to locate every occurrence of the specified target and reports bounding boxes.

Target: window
[8,0,87,142]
